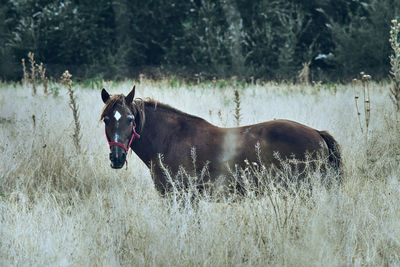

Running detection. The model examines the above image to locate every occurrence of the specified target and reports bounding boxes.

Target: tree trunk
[219,0,245,76]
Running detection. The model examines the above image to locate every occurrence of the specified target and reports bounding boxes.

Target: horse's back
[235,119,328,162]
[261,119,327,151]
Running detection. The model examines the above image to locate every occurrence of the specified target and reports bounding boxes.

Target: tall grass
[1,79,400,266]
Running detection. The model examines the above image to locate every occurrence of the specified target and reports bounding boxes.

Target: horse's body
[101,87,341,195]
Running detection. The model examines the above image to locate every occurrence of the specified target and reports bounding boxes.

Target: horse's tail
[318,131,342,180]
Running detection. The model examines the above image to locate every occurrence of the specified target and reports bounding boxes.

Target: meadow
[1,79,400,266]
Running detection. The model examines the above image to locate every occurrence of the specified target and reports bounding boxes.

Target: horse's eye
[104,117,110,124]
[127,115,134,122]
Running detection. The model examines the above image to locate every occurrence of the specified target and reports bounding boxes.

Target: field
[1,79,400,266]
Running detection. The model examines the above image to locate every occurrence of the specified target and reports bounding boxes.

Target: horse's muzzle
[109,146,126,169]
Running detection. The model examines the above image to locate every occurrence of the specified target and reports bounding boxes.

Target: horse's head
[101,86,140,169]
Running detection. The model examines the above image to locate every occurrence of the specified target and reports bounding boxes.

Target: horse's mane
[143,98,205,121]
[101,96,205,131]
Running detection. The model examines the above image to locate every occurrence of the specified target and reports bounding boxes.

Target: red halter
[105,121,141,152]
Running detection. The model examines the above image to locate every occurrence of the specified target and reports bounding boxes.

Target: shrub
[329,0,400,80]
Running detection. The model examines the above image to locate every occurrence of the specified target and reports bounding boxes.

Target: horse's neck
[132,104,177,166]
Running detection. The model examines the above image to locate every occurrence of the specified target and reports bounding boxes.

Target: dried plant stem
[37,63,48,95]
[21,58,28,85]
[22,52,49,96]
[31,114,36,129]
[354,96,363,133]
[389,19,400,113]
[362,78,371,147]
[28,52,36,95]
[234,87,241,126]
[354,73,372,156]
[298,61,311,85]
[62,70,81,153]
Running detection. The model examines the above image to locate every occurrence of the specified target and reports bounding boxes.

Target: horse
[100,86,341,196]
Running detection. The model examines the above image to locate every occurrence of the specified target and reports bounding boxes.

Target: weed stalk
[354,72,372,156]
[28,52,36,95]
[23,52,49,96]
[389,19,400,114]
[298,61,311,85]
[31,114,36,129]
[21,58,28,85]
[62,70,81,153]
[37,63,48,95]
[234,87,241,126]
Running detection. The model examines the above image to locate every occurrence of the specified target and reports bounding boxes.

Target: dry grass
[298,61,311,85]
[22,52,49,96]
[1,79,400,266]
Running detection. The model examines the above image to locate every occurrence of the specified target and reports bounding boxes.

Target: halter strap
[105,121,140,152]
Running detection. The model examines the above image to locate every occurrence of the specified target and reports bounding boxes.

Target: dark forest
[1,0,399,81]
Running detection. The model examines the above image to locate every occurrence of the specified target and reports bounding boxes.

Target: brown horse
[101,86,341,195]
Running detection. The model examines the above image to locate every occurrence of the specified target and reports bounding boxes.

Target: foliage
[165,0,232,76]
[240,1,317,79]
[328,0,400,80]
[1,0,400,81]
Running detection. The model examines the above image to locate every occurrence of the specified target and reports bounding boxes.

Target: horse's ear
[126,85,136,104]
[101,88,110,103]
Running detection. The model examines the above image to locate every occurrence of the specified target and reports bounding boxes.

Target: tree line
[1,0,399,81]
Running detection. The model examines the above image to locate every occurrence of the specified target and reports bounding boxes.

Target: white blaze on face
[220,131,238,162]
[114,133,119,142]
[113,111,122,142]
[114,111,121,121]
